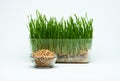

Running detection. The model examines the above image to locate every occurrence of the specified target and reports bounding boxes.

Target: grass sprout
[28,10,93,56]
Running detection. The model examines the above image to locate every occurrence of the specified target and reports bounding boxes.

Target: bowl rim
[33,55,57,59]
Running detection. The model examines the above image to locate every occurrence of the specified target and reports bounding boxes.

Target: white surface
[0,0,120,81]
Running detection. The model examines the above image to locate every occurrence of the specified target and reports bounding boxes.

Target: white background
[0,0,120,81]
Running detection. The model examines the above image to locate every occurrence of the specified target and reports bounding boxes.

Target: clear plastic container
[30,39,92,63]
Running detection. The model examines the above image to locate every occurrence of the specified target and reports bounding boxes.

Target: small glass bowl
[32,55,57,67]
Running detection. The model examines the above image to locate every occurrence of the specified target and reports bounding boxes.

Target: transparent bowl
[32,55,57,67]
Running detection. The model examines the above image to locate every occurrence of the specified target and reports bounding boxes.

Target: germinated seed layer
[33,49,54,58]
